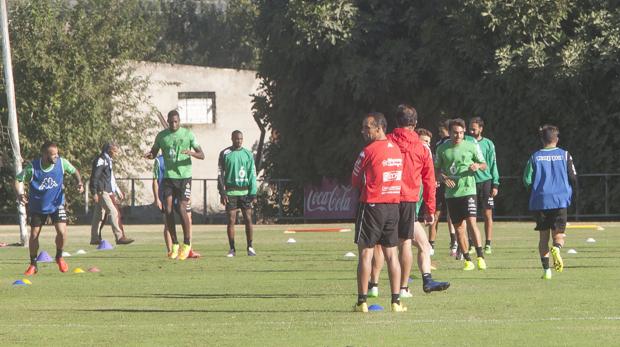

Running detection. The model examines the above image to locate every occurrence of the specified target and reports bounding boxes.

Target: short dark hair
[470,117,484,128]
[540,124,559,144]
[416,128,433,138]
[167,110,180,119]
[448,118,466,130]
[40,141,57,153]
[366,112,387,131]
[232,130,243,137]
[395,104,418,127]
[438,120,449,131]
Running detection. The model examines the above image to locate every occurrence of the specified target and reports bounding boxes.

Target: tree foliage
[255,0,620,215]
[0,0,160,218]
[150,0,259,69]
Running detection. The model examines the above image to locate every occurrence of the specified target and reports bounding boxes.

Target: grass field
[0,222,619,346]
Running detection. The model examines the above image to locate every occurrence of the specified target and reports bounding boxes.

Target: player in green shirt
[218,130,258,257]
[145,110,204,260]
[435,118,488,271]
[465,117,500,254]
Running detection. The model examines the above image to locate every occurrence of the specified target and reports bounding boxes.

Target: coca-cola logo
[306,185,354,213]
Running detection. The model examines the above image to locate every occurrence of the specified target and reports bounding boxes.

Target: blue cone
[13,280,27,286]
[97,240,113,250]
[36,251,53,263]
[368,304,384,311]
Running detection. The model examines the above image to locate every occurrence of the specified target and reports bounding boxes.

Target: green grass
[0,222,619,346]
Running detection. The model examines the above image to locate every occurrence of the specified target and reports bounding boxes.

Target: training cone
[22,278,32,285]
[344,252,356,258]
[97,240,113,250]
[36,251,53,263]
[368,304,384,311]
[73,267,85,274]
[88,267,100,273]
[62,251,72,257]
[286,238,297,244]
[75,249,87,255]
[12,280,27,286]
[567,249,578,254]
[586,238,596,243]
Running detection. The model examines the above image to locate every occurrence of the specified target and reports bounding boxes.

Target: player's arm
[420,145,436,217]
[247,152,258,202]
[91,157,106,199]
[181,133,205,159]
[14,162,32,204]
[469,143,487,172]
[489,142,500,196]
[144,134,160,159]
[523,157,534,188]
[217,150,228,205]
[62,158,84,193]
[434,147,455,188]
[152,160,162,209]
[351,150,367,190]
[566,152,577,189]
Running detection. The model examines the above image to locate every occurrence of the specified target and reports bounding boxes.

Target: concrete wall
[126,61,263,218]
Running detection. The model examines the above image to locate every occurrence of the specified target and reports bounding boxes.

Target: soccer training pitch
[1,222,619,346]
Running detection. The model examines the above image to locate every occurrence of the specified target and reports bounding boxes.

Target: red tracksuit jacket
[387,128,436,214]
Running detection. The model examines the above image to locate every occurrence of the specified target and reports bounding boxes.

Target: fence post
[277,180,283,219]
[131,179,135,214]
[84,179,89,215]
[575,178,580,221]
[605,174,610,215]
[203,179,207,224]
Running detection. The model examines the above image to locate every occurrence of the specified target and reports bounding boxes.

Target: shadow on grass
[68,308,351,313]
[99,293,349,300]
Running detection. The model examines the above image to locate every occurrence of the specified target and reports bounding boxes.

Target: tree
[0,0,160,220]
[254,0,620,216]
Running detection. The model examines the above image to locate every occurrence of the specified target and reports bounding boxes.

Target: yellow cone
[73,267,85,273]
[22,279,32,285]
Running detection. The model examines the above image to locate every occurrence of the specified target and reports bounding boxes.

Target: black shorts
[534,208,567,232]
[476,180,495,210]
[398,202,417,239]
[162,178,191,202]
[446,195,477,224]
[436,184,447,214]
[417,202,427,223]
[355,203,399,248]
[29,205,67,227]
[226,195,254,211]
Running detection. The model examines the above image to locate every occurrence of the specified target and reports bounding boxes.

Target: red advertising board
[304,178,358,219]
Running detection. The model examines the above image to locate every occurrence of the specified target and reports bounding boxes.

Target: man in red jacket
[352,112,407,313]
[386,104,450,297]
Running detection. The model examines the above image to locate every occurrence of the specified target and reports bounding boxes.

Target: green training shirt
[464,135,500,186]
[16,158,76,182]
[435,140,486,198]
[152,127,199,179]
[218,146,257,197]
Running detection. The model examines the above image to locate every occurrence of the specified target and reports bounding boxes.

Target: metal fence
[96,173,620,222]
[2,173,618,223]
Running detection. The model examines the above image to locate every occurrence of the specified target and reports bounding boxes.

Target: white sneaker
[429,247,435,256]
[399,288,413,298]
[247,247,257,256]
[226,249,236,257]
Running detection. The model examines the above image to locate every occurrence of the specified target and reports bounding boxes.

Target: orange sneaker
[24,264,38,276]
[188,249,201,258]
[56,257,69,273]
